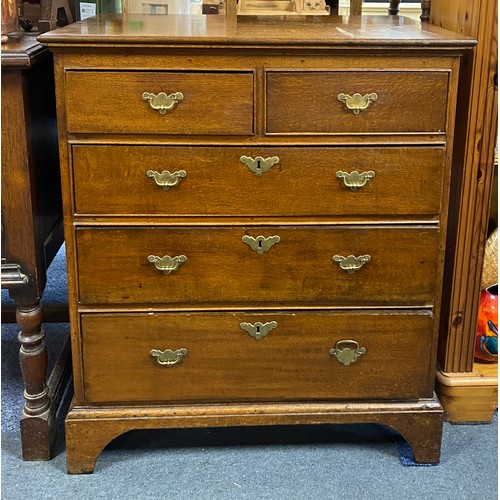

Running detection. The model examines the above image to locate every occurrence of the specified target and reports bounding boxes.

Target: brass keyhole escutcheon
[242,235,280,255]
[240,156,280,176]
[240,321,278,340]
[329,340,366,366]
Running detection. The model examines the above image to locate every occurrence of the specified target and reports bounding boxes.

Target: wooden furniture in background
[38,0,74,32]
[431,0,498,422]
[1,34,71,460]
[342,0,430,21]
[198,0,430,19]
[39,14,473,473]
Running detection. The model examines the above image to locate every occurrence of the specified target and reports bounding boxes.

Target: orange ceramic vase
[475,284,498,362]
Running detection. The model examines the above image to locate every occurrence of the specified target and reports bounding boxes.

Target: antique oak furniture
[39,13,474,473]
[1,33,71,460]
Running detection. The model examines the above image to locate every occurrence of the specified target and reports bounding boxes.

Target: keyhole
[257,239,264,255]
[256,325,261,339]
[256,160,262,173]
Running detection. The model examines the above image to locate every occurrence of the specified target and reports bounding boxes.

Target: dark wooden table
[1,33,71,460]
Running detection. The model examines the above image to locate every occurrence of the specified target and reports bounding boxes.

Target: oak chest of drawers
[39,14,474,473]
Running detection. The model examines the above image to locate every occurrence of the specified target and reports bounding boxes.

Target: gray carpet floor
[1,246,498,499]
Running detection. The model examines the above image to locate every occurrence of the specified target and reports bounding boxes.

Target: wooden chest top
[38,13,474,49]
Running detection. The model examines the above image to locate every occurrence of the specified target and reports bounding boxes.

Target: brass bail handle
[304,0,323,10]
[336,170,375,191]
[147,169,187,190]
[338,93,378,115]
[142,91,184,114]
[148,254,187,275]
[329,340,366,366]
[332,254,371,274]
[150,348,188,366]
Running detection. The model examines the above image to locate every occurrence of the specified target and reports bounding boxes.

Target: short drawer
[65,71,254,135]
[73,145,445,217]
[81,310,434,403]
[266,71,448,134]
[76,225,439,306]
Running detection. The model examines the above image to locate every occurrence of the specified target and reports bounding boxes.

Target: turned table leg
[388,0,400,15]
[17,303,55,460]
[388,0,430,22]
[420,0,431,22]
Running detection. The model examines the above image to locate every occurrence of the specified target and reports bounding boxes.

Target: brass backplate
[242,235,280,255]
[240,321,278,340]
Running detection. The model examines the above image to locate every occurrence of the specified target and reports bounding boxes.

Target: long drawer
[81,310,434,403]
[266,71,449,134]
[65,71,254,135]
[76,226,439,306]
[72,145,445,217]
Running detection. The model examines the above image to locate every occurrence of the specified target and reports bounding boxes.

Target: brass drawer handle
[142,91,184,114]
[150,348,187,366]
[240,321,277,340]
[336,170,375,191]
[332,254,371,274]
[147,169,187,190]
[240,155,280,176]
[329,340,366,366]
[242,235,280,255]
[148,254,187,275]
[303,0,323,11]
[337,93,378,115]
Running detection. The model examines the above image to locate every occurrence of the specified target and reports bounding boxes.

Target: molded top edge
[37,14,476,49]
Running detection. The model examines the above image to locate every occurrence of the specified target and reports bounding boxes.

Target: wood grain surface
[81,310,434,403]
[38,14,475,48]
[266,70,449,134]
[40,13,474,471]
[76,225,439,306]
[65,71,254,135]
[72,145,445,217]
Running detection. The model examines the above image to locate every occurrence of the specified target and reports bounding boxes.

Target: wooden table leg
[388,0,400,15]
[389,1,430,21]
[420,0,431,22]
[17,302,55,460]
[1,34,68,461]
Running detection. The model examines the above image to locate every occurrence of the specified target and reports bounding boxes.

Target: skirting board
[436,363,498,423]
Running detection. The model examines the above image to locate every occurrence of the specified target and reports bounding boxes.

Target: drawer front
[266,71,448,134]
[81,311,433,403]
[65,71,254,135]
[76,226,439,306]
[73,145,445,217]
